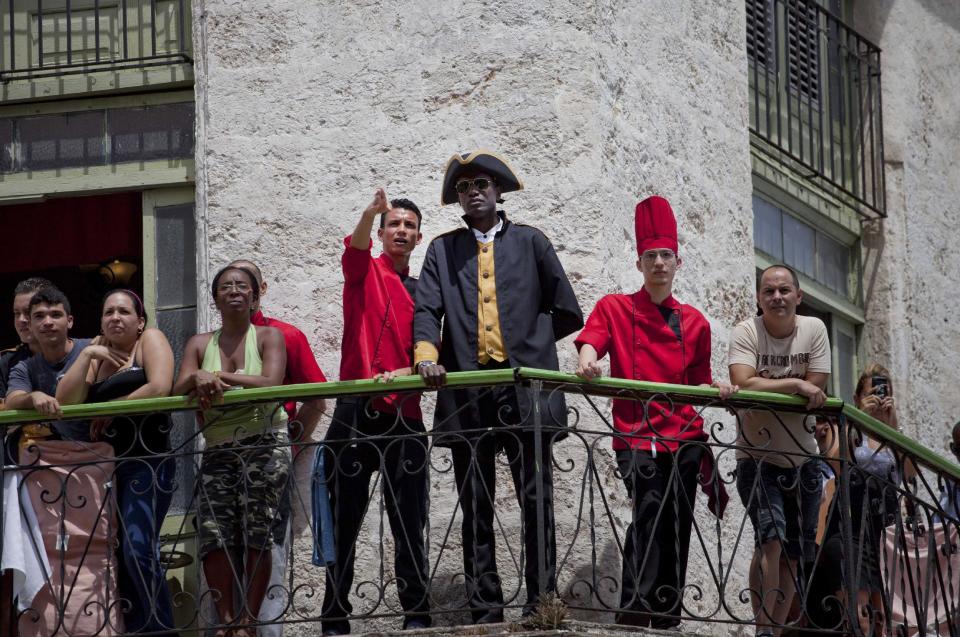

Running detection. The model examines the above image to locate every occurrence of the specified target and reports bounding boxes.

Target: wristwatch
[417,361,436,372]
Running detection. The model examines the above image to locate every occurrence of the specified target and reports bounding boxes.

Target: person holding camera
[811,364,908,637]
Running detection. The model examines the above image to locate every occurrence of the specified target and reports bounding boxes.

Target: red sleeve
[341,235,372,285]
[685,311,713,386]
[285,328,327,384]
[574,296,613,360]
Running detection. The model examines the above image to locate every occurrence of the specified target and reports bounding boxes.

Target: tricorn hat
[635,196,679,257]
[440,149,524,206]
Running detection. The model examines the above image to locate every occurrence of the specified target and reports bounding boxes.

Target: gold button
[485,324,493,331]
[484,296,491,303]
[482,247,488,253]
[482,271,489,278]
[487,347,495,354]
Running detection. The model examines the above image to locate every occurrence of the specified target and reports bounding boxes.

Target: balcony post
[836,412,864,637]
[530,378,548,604]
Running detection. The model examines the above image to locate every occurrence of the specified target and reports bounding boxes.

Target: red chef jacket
[251,310,327,419]
[340,236,422,422]
[575,286,712,452]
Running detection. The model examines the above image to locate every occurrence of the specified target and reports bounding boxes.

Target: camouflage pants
[197,431,291,558]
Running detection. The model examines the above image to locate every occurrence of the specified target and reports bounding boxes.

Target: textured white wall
[191,0,959,633]
[855,0,960,455]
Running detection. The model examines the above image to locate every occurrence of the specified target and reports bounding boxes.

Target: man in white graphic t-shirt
[728,264,831,637]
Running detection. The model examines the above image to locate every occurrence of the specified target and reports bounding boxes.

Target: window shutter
[746,0,774,68]
[786,0,821,103]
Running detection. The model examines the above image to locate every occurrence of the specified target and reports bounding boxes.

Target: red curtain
[1,192,142,273]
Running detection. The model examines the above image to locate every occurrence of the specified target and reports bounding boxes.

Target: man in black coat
[414,150,583,623]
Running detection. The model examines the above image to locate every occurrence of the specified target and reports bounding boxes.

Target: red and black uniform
[320,237,430,634]
[574,196,723,629]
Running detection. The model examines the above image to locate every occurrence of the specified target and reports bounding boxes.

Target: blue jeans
[115,456,176,634]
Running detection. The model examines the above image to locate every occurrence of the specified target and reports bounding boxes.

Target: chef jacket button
[482,271,489,278]
[483,295,491,303]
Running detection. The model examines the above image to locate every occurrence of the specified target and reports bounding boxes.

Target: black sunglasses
[455,178,493,194]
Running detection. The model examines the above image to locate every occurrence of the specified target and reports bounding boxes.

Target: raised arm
[349,187,391,251]
[55,342,128,405]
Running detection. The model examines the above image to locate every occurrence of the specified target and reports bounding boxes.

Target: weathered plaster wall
[190,0,763,632]
[856,0,960,455]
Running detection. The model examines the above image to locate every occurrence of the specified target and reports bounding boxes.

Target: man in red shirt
[320,188,430,636]
[228,259,327,637]
[575,196,736,628]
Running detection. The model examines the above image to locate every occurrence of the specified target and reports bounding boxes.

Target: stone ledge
[337,619,695,637]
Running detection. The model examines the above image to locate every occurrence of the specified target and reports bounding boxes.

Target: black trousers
[320,400,430,629]
[616,444,703,628]
[449,383,556,623]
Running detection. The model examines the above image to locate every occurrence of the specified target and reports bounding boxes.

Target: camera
[872,375,889,398]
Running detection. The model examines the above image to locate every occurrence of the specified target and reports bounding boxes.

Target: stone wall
[191,0,959,633]
[855,0,960,454]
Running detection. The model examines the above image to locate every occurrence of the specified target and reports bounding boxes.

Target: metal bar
[37,0,44,68]
[856,39,867,202]
[95,0,100,63]
[875,49,887,215]
[122,0,128,59]
[7,0,15,72]
[66,0,72,66]
[836,413,862,636]
[177,0,186,54]
[0,52,189,80]
[785,0,794,155]
[865,45,878,210]
[531,379,548,601]
[775,0,783,149]
[816,6,825,178]
[150,0,157,57]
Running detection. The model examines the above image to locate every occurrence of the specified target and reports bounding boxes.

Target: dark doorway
[0,192,144,348]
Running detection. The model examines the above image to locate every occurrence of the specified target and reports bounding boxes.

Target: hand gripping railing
[1,369,957,636]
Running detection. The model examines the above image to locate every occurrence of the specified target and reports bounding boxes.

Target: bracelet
[417,361,435,371]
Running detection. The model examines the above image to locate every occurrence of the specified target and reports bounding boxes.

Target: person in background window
[728,265,831,637]
[56,289,176,635]
[574,195,737,628]
[5,287,121,636]
[172,265,289,637]
[227,258,328,637]
[1,277,54,634]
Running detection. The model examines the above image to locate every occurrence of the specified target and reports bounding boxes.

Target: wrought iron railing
[1,369,957,636]
[1,0,192,81]
[747,0,885,217]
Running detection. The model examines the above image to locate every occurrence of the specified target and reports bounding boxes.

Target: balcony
[2,370,957,635]
[1,0,192,103]
[747,0,885,217]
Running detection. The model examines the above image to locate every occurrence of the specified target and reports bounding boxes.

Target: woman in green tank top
[173,265,290,637]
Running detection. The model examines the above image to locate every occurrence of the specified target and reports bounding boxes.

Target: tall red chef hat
[635,195,679,258]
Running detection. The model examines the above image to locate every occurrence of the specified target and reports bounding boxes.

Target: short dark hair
[380,198,423,229]
[14,277,54,298]
[758,264,800,291]
[103,289,148,323]
[29,287,71,315]
[211,265,260,303]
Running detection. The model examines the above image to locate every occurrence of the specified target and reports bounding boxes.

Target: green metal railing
[3,367,957,481]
